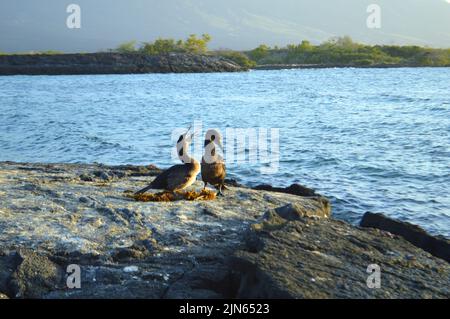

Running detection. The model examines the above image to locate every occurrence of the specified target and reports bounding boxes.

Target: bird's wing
[135,168,170,193]
[136,164,196,194]
[147,168,172,189]
[166,164,195,191]
[201,162,226,185]
[216,162,227,181]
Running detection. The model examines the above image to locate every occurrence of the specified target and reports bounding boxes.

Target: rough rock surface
[230,211,450,299]
[0,53,244,76]
[0,162,448,299]
[1,249,64,298]
[361,212,450,263]
[253,183,318,197]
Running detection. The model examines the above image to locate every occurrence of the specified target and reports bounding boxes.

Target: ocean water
[0,68,449,237]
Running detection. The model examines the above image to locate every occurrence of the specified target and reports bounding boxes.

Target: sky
[0,0,449,53]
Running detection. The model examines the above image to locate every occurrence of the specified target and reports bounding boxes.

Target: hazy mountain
[1,0,449,53]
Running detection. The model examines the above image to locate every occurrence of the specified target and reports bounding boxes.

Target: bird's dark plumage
[136,163,200,194]
[201,160,226,189]
[201,144,226,194]
[136,127,200,195]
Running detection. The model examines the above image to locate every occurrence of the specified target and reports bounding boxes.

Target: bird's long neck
[204,140,221,164]
[204,140,217,156]
[179,143,198,165]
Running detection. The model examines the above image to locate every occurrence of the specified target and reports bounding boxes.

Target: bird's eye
[178,148,184,157]
[211,135,216,141]
[177,135,184,143]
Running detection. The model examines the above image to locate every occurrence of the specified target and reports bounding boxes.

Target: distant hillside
[1,0,450,52]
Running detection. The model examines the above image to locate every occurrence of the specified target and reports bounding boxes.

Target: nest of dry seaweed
[128,189,217,202]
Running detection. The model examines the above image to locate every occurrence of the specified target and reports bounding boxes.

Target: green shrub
[140,38,183,55]
[116,41,137,53]
[244,36,450,67]
[249,44,270,61]
[136,34,212,55]
[353,59,374,66]
[182,34,211,54]
[218,51,256,68]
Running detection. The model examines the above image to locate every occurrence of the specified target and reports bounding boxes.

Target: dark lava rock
[274,200,331,220]
[253,183,318,197]
[229,208,450,299]
[361,212,450,263]
[93,171,111,181]
[79,174,94,182]
[0,249,63,298]
[0,53,244,76]
[225,179,245,188]
[110,248,147,262]
[164,259,237,299]
[110,240,158,262]
[109,164,161,177]
[1,162,448,299]
[0,250,17,297]
[78,196,90,204]
[80,164,162,183]
[45,264,168,299]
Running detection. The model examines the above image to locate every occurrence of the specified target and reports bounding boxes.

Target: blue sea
[0,68,449,237]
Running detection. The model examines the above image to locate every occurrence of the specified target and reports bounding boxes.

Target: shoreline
[0,161,448,298]
[1,52,448,76]
[1,160,449,242]
[0,52,244,76]
[252,63,450,70]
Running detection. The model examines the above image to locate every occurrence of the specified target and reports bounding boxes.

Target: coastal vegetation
[1,35,450,68]
[113,34,450,67]
[247,36,450,67]
[114,34,212,55]
[112,34,255,68]
[0,50,64,55]
[213,50,257,68]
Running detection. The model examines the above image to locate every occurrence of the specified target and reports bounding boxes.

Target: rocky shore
[0,53,244,76]
[0,162,448,299]
[252,63,432,70]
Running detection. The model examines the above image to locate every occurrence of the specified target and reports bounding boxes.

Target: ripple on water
[0,68,449,237]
